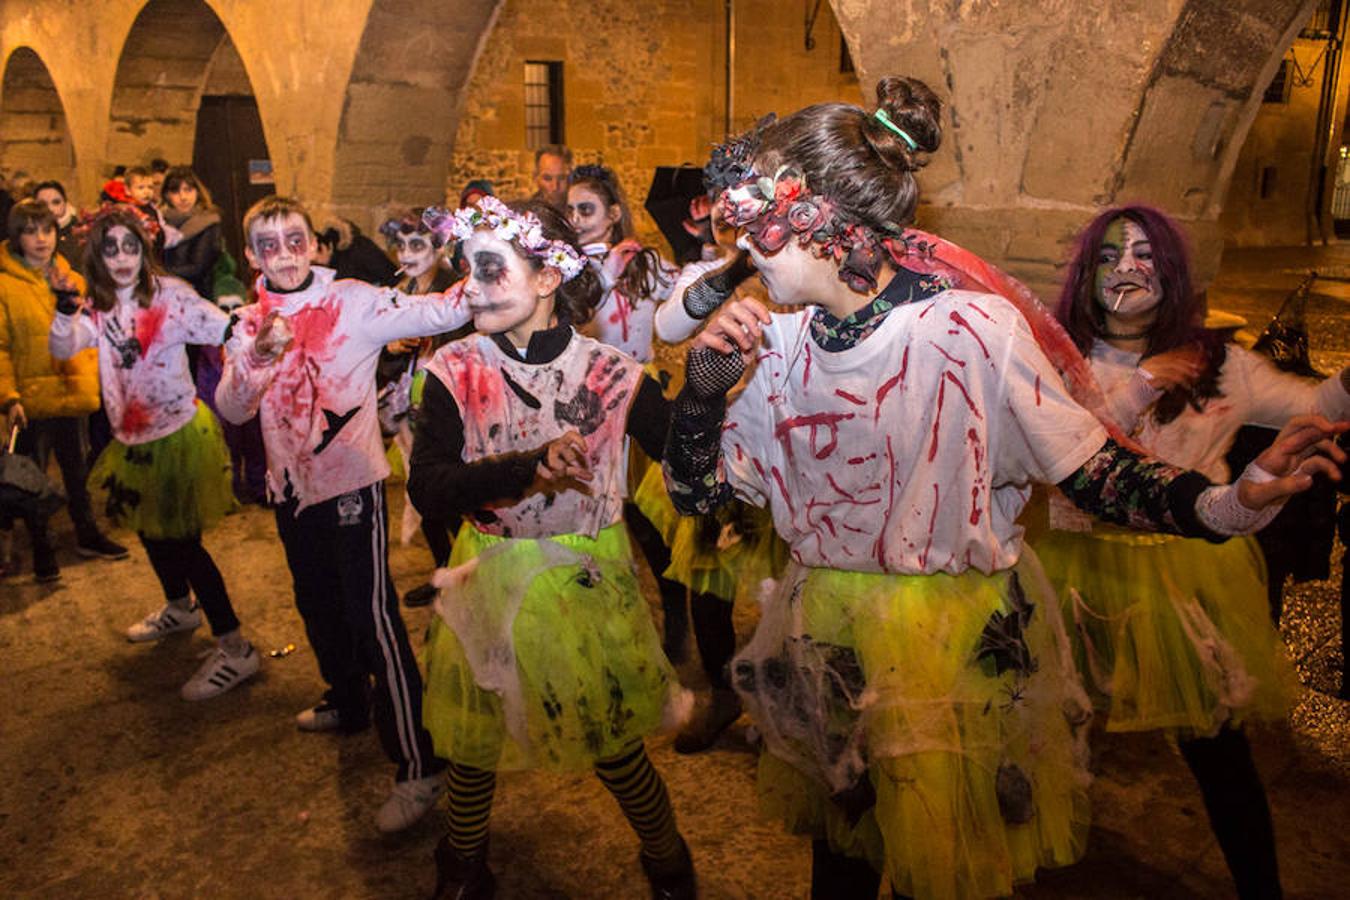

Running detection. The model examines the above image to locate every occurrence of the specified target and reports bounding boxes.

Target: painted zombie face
[391,232,438,279]
[127,175,157,206]
[16,223,56,268]
[165,181,199,214]
[100,224,144,288]
[34,187,67,223]
[567,184,621,246]
[460,229,553,338]
[246,212,316,291]
[535,153,571,207]
[736,229,829,308]
[1095,218,1162,320]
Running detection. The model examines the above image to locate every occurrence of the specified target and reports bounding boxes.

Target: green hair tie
[873,109,919,151]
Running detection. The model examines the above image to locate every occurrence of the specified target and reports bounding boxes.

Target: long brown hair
[567,165,669,305]
[82,206,164,311]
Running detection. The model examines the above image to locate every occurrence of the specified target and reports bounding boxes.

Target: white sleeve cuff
[1195,462,1281,536]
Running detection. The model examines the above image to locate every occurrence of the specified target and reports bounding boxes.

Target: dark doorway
[193,95,272,266]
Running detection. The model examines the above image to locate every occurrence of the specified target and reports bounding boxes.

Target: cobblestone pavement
[1,246,1348,899]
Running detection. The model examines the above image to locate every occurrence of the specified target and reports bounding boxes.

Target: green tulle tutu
[422,522,691,772]
[1032,527,1295,735]
[632,462,789,602]
[87,401,235,539]
[738,554,1091,900]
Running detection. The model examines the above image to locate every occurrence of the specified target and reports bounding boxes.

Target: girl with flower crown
[663,77,1344,900]
[48,205,259,700]
[375,207,470,608]
[566,164,699,664]
[409,197,697,899]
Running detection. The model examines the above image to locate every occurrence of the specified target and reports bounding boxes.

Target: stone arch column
[0,48,76,192]
[830,0,1316,295]
[328,0,501,229]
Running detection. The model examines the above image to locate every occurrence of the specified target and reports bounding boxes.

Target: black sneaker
[33,545,61,583]
[75,532,130,561]
[404,582,438,608]
[431,836,496,900]
[640,837,697,900]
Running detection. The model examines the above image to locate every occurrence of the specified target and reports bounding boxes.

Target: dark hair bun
[863,76,942,173]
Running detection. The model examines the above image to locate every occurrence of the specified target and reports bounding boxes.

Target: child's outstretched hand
[255,310,293,361]
[1240,414,1349,509]
[534,430,593,489]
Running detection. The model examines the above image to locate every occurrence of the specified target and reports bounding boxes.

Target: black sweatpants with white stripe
[275,482,443,782]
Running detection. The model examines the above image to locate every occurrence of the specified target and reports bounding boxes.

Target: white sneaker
[126,602,202,642]
[375,772,446,833]
[180,644,260,701]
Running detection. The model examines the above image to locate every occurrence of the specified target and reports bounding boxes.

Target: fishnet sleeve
[664,346,747,515]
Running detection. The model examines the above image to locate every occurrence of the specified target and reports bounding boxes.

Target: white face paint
[736,230,830,308]
[460,230,555,341]
[100,224,144,289]
[392,232,438,280]
[1095,218,1162,320]
[245,213,316,291]
[566,184,621,246]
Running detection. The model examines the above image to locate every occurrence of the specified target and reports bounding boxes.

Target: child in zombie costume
[626,147,790,754]
[375,207,471,608]
[1031,205,1350,898]
[663,78,1344,900]
[409,198,696,900]
[214,196,471,834]
[564,165,695,662]
[49,206,258,700]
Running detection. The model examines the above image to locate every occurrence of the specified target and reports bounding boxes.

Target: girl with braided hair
[663,77,1344,899]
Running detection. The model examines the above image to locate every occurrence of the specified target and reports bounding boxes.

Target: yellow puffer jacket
[0,242,100,418]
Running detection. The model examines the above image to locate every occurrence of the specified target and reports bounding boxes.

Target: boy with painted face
[376,208,467,608]
[408,198,697,899]
[214,196,472,834]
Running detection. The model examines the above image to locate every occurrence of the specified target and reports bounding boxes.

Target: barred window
[524,61,564,149]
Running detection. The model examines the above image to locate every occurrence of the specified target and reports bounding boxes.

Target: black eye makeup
[100,235,143,259]
[472,251,508,285]
[573,202,597,217]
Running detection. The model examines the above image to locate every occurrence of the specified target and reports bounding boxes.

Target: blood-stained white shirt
[49,277,228,445]
[1088,339,1350,481]
[215,267,470,512]
[721,290,1108,575]
[583,242,678,362]
[423,331,643,539]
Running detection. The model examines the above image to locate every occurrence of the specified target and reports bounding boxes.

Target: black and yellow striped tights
[444,741,684,868]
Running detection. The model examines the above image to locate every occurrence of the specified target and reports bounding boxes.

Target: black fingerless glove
[682,252,756,319]
[54,288,81,316]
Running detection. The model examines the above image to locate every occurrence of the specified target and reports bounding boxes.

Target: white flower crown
[421,196,586,282]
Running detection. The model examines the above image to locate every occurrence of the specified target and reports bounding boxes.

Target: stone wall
[0,0,1331,285]
[447,0,861,250]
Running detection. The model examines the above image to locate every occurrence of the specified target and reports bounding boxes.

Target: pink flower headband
[422,196,586,282]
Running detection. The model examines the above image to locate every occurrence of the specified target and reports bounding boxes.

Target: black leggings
[1178,727,1282,899]
[140,533,238,636]
[811,840,912,900]
[690,591,735,688]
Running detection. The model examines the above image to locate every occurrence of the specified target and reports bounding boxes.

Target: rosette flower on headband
[74,202,162,245]
[421,196,586,282]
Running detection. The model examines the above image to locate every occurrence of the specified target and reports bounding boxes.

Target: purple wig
[1056,205,1202,357]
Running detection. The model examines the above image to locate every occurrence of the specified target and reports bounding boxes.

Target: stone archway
[0,47,76,191]
[106,0,257,171]
[329,0,501,225]
[830,0,1317,293]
